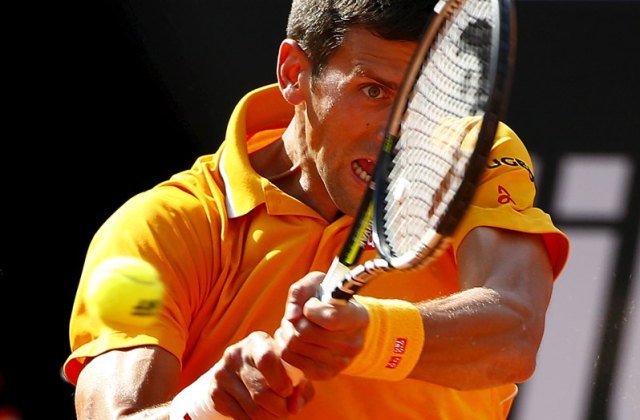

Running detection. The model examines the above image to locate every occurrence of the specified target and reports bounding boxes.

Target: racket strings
[382,0,494,260]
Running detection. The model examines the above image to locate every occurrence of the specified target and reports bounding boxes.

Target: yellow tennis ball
[85,257,165,330]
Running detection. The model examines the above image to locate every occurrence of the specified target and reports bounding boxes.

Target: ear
[277,39,310,105]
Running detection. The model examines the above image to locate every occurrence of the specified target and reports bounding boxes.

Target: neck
[268,162,301,182]
[250,127,340,221]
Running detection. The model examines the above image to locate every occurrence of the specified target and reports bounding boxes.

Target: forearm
[75,347,180,420]
[401,227,555,389]
[113,404,171,420]
[76,385,172,420]
[410,285,545,390]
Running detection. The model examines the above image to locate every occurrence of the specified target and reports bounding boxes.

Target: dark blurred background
[2,1,638,419]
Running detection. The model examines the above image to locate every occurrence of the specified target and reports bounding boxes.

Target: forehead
[326,26,417,82]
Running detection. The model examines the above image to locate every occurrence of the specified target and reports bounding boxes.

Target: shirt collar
[219,84,322,220]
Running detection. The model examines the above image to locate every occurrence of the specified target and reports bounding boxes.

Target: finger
[285,272,325,320]
[210,359,253,420]
[282,316,358,352]
[214,332,292,419]
[303,297,369,332]
[286,378,315,414]
[239,369,290,419]
[238,332,298,417]
[247,332,295,396]
[278,319,357,380]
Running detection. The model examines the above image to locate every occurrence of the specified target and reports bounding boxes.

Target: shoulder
[96,182,223,254]
[485,122,536,183]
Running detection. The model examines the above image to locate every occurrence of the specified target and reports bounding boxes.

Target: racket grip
[318,257,354,304]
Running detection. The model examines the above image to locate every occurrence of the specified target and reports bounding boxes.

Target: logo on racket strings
[362,221,376,251]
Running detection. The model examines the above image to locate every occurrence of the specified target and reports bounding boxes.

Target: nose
[373,106,394,146]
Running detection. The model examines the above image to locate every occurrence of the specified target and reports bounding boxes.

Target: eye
[362,84,386,100]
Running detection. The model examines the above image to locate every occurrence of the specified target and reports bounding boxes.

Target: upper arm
[75,345,181,418]
[457,227,554,330]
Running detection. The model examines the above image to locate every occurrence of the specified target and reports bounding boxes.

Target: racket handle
[318,257,355,304]
[320,257,388,304]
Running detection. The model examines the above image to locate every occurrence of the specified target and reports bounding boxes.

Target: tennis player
[64,1,569,418]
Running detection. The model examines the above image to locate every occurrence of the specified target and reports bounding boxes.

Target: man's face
[302,27,416,216]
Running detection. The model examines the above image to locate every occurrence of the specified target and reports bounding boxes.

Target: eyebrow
[352,63,401,91]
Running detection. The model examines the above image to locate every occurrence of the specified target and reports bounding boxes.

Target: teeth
[352,160,372,182]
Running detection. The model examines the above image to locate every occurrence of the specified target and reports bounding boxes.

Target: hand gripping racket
[206,0,517,417]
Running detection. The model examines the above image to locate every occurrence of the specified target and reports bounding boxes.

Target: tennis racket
[320,0,517,304]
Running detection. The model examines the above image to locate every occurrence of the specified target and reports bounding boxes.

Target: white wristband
[170,370,227,420]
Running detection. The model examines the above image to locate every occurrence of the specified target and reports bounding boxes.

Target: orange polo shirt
[64,84,569,419]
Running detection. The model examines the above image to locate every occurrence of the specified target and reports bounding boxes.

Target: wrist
[170,370,218,420]
[342,296,425,381]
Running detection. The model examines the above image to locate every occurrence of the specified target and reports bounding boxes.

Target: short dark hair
[286,0,437,75]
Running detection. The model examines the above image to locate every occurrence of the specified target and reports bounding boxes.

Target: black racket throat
[337,187,374,266]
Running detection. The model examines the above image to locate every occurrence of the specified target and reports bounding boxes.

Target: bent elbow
[508,327,545,383]
[495,319,546,384]
[504,295,548,383]
[511,349,538,383]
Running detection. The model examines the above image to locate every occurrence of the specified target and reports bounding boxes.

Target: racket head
[373,0,517,270]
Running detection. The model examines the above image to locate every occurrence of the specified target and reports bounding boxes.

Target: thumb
[287,378,314,414]
[284,271,324,320]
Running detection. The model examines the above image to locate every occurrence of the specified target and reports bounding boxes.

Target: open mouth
[352,159,374,182]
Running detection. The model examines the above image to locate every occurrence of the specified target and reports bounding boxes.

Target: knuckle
[251,388,271,406]
[247,330,271,342]
[254,348,279,371]
[345,335,365,356]
[294,318,312,335]
[212,364,226,383]
[221,344,242,366]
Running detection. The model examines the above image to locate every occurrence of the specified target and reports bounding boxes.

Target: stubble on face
[298,28,416,219]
